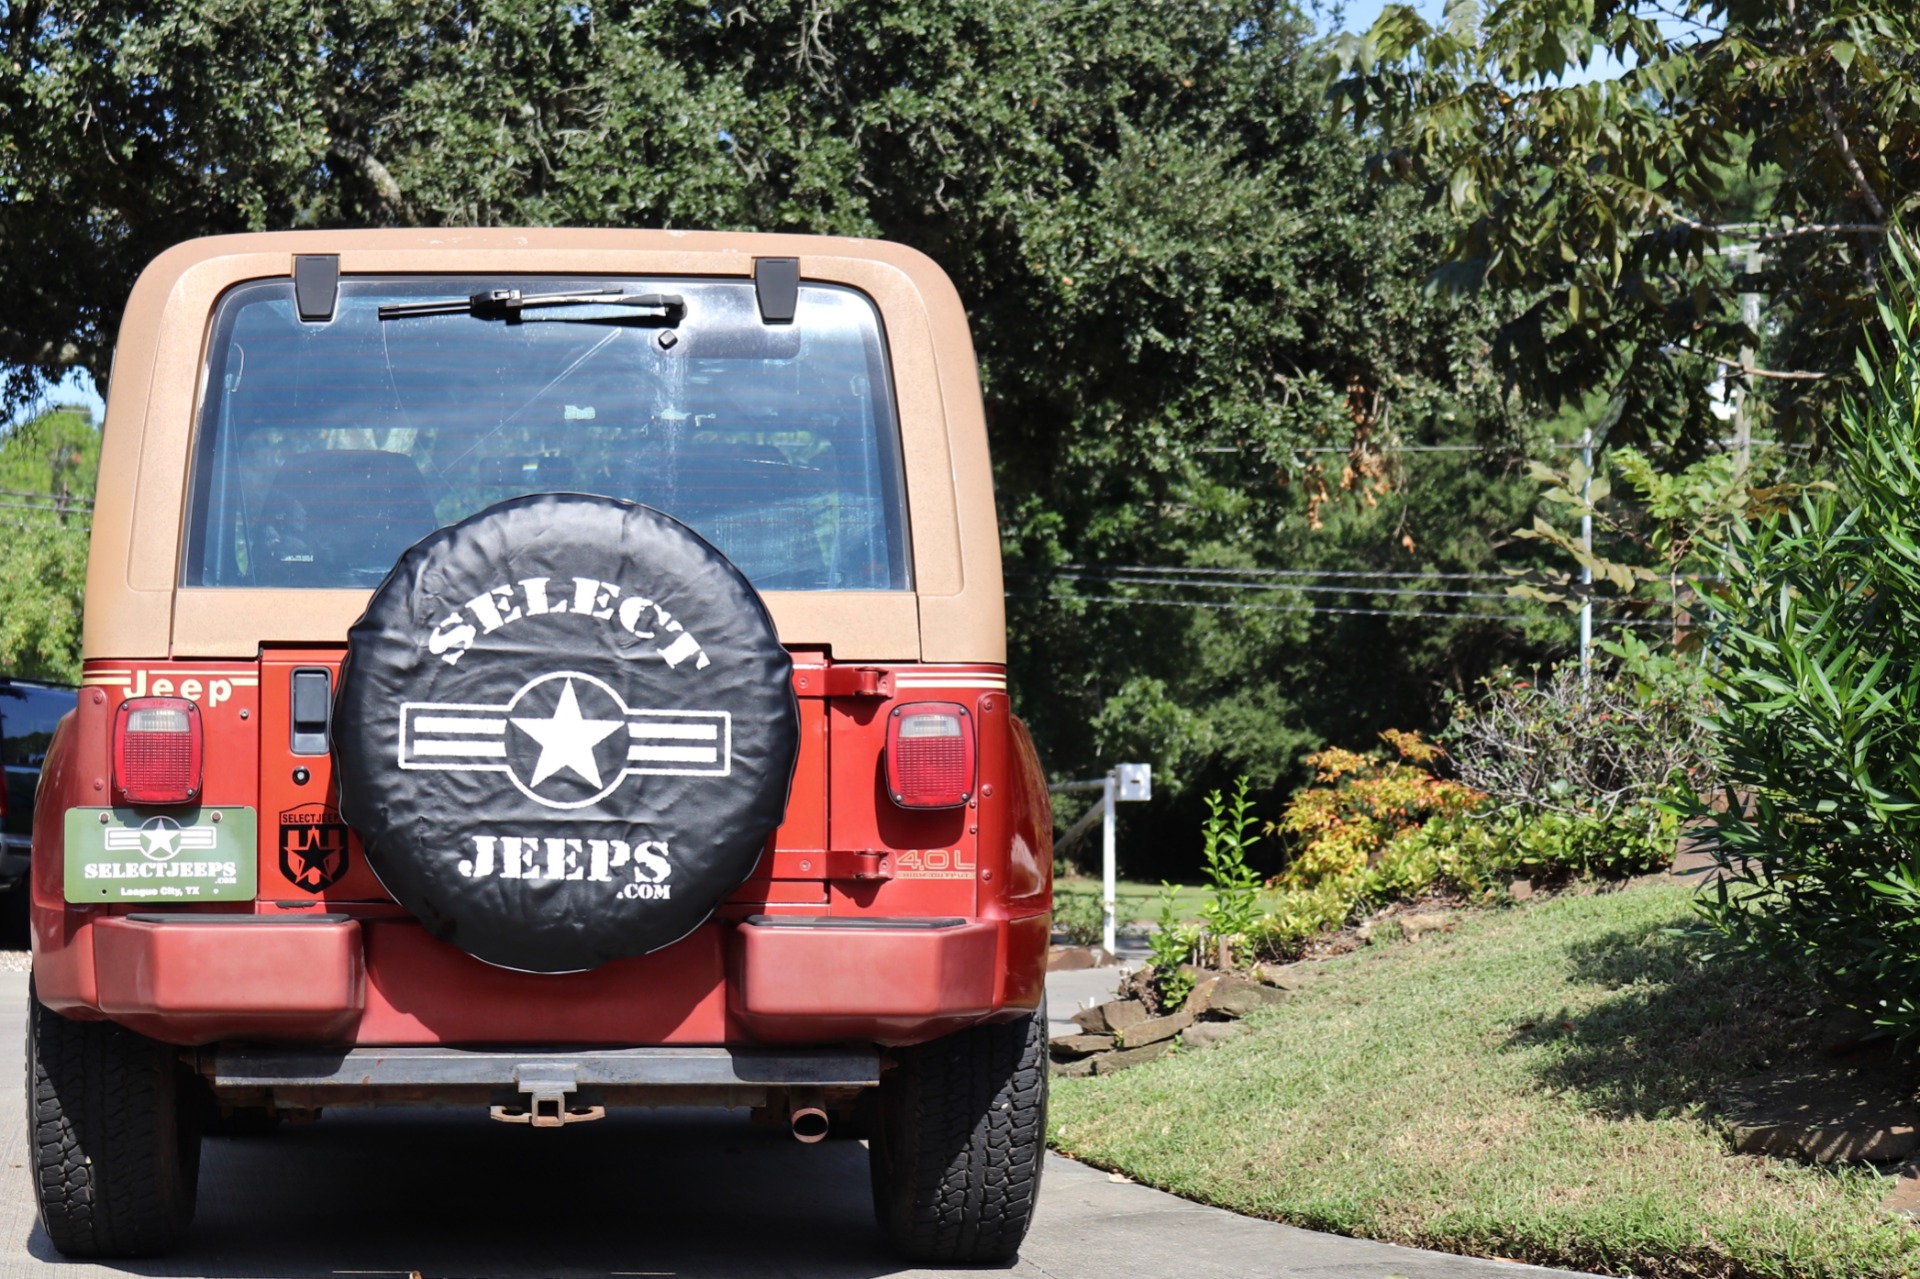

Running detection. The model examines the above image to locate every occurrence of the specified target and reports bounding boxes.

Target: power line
[1020,569,1525,603]
[0,488,93,506]
[0,501,91,520]
[1016,567,1673,610]
[1009,591,1668,628]
[1019,564,1521,582]
[0,519,88,533]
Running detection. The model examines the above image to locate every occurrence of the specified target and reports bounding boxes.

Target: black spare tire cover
[333,493,799,974]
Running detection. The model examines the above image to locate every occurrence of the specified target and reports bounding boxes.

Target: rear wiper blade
[378,288,685,322]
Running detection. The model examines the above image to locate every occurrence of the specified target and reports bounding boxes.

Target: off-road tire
[27,992,201,1258]
[869,1002,1048,1263]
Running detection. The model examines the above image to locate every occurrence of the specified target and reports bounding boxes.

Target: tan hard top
[83,228,1004,665]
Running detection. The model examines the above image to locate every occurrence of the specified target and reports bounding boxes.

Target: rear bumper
[89,914,365,1043]
[33,909,1047,1048]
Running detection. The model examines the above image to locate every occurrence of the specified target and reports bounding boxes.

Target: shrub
[1266,732,1482,889]
[1691,252,1920,1034]
[1052,887,1105,947]
[1443,648,1710,823]
[1198,778,1263,955]
[1146,883,1200,1006]
[1242,735,1482,960]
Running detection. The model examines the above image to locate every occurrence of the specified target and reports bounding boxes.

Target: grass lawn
[1050,880,1920,1278]
[1054,876,1208,928]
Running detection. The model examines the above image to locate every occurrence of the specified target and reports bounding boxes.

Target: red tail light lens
[113,698,203,806]
[885,702,975,809]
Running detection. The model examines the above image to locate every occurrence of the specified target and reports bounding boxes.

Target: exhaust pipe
[788,1089,830,1143]
[789,1106,830,1143]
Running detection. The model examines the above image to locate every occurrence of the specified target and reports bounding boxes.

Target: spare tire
[332,493,799,974]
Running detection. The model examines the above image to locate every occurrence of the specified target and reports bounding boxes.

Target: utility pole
[1735,246,1763,470]
[1580,427,1593,688]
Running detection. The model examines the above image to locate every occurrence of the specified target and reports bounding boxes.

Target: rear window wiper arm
[378,288,686,322]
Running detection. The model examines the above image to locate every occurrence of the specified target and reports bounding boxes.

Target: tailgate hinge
[822,666,894,699]
[826,849,894,881]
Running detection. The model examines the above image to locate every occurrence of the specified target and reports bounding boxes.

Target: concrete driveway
[0,967,1587,1278]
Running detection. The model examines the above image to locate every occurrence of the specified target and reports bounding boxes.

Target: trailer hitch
[488,1062,606,1128]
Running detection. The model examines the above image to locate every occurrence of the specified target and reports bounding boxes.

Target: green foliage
[1336,0,1920,453]
[1052,888,1106,948]
[1147,883,1200,1007]
[1690,247,1920,1034]
[1505,439,1827,631]
[1198,778,1263,944]
[0,408,98,682]
[1443,655,1711,823]
[0,1,1561,873]
[1240,726,1678,960]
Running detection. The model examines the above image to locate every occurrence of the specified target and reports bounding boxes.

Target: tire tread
[871,1003,1048,1263]
[27,993,198,1258]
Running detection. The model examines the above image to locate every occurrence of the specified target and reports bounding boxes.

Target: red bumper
[33,910,1047,1047]
[87,914,365,1043]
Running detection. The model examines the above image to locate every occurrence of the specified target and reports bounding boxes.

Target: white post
[1737,247,1762,469]
[1580,428,1593,687]
[1101,772,1118,956]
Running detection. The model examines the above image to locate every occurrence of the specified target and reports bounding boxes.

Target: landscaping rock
[1180,1019,1246,1049]
[1201,976,1288,1019]
[1070,1005,1107,1034]
[1253,962,1312,991]
[1118,1009,1193,1048]
[1092,1040,1173,1074]
[1723,1064,1920,1164]
[1400,911,1455,940]
[1049,1033,1117,1059]
[1884,1156,1920,1219]
[1183,974,1223,1014]
[1508,878,1534,902]
[1097,998,1151,1034]
[1050,1056,1096,1078]
[1047,944,1114,972]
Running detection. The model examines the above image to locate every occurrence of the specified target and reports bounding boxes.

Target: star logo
[511,678,624,789]
[103,815,218,862]
[398,670,733,810]
[143,819,182,860]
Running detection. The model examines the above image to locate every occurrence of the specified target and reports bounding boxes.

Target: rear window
[183,276,911,591]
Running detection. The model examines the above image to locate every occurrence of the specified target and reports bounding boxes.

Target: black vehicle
[1,677,76,946]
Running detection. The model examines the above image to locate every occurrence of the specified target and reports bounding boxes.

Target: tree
[0,407,98,681]
[2,1,1560,870]
[1335,0,1920,456]
[1692,250,1920,1033]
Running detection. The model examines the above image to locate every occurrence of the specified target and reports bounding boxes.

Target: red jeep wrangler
[26,230,1053,1262]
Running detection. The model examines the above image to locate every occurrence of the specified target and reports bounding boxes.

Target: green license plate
[64,808,257,903]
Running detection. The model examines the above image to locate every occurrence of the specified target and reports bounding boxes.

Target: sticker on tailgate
[63,808,257,903]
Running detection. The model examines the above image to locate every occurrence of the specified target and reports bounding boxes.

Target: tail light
[885,702,975,809]
[113,698,203,806]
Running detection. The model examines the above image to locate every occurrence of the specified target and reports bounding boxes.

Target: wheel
[26,990,201,1257]
[869,1002,1048,1264]
[332,493,799,974]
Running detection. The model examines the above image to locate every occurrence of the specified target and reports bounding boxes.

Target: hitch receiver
[488,1062,606,1128]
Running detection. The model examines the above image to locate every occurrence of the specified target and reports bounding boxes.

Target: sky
[1322,0,1651,81]
[1325,0,1442,34]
